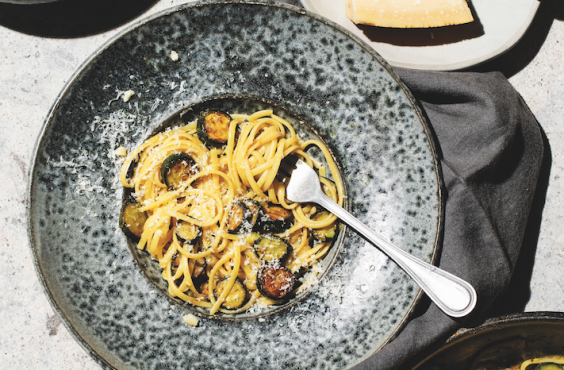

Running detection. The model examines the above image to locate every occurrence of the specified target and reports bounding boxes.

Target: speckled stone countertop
[0,0,562,368]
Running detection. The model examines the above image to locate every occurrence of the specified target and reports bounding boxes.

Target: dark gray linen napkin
[350,69,544,370]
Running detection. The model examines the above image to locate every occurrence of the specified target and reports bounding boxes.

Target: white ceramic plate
[300,0,540,71]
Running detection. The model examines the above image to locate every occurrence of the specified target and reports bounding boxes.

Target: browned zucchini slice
[227,198,262,234]
[214,278,247,309]
[254,234,291,262]
[246,198,262,230]
[257,203,293,232]
[257,264,296,300]
[161,153,198,190]
[199,281,210,298]
[311,211,337,242]
[119,201,148,240]
[175,220,202,245]
[171,251,182,276]
[226,201,246,234]
[191,257,206,279]
[197,110,232,147]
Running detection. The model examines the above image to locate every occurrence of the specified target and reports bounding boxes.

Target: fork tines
[277,154,300,183]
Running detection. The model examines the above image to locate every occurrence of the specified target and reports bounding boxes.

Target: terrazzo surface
[1,0,563,369]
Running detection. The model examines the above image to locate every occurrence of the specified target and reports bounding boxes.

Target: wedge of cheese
[345,0,474,28]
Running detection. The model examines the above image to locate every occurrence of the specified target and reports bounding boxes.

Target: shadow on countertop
[0,0,158,38]
[469,0,564,78]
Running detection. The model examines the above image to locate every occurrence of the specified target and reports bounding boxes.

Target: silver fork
[286,159,477,318]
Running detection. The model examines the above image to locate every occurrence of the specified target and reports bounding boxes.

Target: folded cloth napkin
[349,69,544,369]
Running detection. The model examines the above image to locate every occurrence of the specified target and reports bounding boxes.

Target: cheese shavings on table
[345,0,474,28]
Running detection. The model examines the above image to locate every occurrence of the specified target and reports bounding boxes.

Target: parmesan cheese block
[345,0,474,28]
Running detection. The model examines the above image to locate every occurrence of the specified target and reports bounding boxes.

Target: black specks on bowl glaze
[27,1,443,370]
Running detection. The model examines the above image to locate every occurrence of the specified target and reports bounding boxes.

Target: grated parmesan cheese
[183,314,199,327]
[114,146,127,157]
[170,50,179,62]
[122,90,135,102]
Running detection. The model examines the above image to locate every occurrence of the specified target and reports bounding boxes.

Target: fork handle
[316,193,477,318]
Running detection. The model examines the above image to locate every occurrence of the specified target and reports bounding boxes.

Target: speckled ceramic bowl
[413,312,564,370]
[27,1,444,369]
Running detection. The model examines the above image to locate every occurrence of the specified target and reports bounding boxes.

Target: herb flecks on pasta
[119,109,343,315]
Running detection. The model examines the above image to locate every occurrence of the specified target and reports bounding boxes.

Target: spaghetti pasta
[505,356,564,370]
[119,109,343,315]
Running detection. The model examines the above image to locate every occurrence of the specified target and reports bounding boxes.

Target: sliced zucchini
[214,278,247,309]
[197,110,232,147]
[199,281,210,299]
[119,201,148,240]
[171,251,185,286]
[175,220,202,245]
[171,251,182,276]
[160,153,198,190]
[243,198,261,230]
[257,203,293,233]
[226,201,246,234]
[311,211,337,242]
[191,257,206,279]
[227,198,261,234]
[254,234,292,262]
[536,364,564,370]
[246,231,262,245]
[257,264,296,300]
